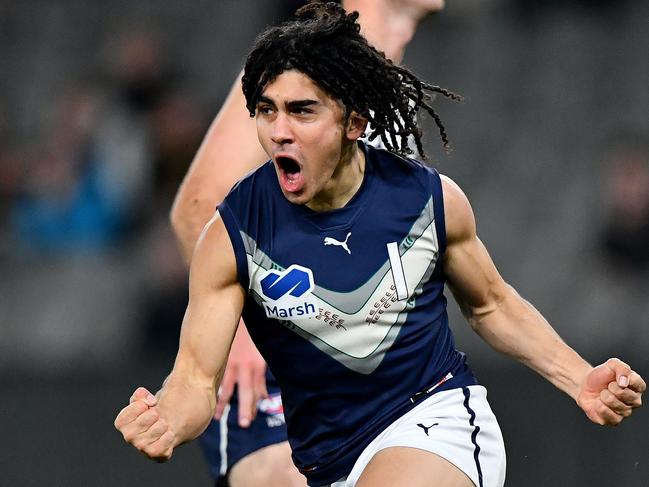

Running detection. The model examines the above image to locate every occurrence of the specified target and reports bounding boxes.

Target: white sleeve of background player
[362,121,386,150]
[362,110,419,156]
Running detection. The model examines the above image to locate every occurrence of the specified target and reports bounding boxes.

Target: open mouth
[275,155,305,194]
[276,156,301,176]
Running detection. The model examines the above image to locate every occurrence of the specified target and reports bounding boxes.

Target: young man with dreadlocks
[172,1,445,486]
[116,3,645,487]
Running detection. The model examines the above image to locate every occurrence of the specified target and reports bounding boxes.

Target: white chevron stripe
[248,220,439,362]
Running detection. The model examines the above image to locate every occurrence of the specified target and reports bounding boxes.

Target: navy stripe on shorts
[462,386,484,487]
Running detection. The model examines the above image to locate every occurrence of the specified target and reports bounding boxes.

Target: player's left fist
[576,358,645,426]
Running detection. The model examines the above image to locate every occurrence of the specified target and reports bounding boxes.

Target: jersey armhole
[429,168,447,256]
[217,201,250,291]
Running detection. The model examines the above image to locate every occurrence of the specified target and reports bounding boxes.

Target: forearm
[442,180,644,427]
[345,0,440,63]
[468,285,592,401]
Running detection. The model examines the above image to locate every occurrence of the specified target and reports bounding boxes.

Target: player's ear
[345,111,368,141]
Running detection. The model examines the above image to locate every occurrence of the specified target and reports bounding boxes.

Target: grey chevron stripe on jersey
[250,252,438,375]
[241,196,438,314]
[239,197,441,374]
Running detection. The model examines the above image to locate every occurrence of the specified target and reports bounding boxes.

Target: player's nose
[270,113,294,145]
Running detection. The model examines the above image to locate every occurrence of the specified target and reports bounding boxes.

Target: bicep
[174,212,246,384]
[444,235,509,321]
[441,176,509,322]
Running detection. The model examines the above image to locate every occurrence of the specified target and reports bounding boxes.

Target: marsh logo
[260,264,318,319]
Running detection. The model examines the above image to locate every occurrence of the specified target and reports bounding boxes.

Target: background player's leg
[228,441,306,487]
[355,447,475,487]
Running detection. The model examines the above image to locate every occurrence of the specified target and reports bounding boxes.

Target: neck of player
[306,141,366,213]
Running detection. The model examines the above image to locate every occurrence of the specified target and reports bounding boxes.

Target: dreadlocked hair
[242,2,462,160]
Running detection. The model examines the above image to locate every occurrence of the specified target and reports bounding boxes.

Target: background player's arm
[440,176,645,425]
[346,0,444,62]
[170,76,267,264]
[115,213,245,459]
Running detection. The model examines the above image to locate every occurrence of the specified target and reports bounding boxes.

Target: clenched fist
[114,387,177,461]
[577,358,645,426]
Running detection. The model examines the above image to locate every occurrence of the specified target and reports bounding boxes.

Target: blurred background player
[170,1,445,485]
[599,133,649,271]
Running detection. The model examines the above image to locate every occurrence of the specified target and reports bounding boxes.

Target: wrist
[568,362,594,402]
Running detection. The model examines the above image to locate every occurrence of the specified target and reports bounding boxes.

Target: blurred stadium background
[1,0,648,485]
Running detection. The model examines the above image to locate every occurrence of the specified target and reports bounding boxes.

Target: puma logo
[416,423,439,436]
[324,232,352,255]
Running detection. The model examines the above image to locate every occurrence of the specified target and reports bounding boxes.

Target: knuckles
[142,444,172,461]
[151,449,173,463]
[131,437,150,451]
[605,416,623,426]
[606,357,629,370]
[122,430,136,443]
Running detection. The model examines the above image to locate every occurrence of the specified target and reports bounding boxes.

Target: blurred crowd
[0,29,208,370]
[3,32,204,252]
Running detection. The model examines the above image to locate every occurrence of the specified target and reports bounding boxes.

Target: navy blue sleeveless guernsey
[219,142,477,485]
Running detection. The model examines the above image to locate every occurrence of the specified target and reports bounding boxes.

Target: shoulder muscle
[189,211,241,297]
[441,174,476,246]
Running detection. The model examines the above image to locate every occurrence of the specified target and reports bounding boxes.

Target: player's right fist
[114,386,176,461]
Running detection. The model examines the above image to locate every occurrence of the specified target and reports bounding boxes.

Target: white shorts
[330,385,506,487]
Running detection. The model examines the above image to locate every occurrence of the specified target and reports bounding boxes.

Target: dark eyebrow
[286,99,319,110]
[256,97,319,110]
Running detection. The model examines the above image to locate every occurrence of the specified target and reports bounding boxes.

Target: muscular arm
[115,213,245,459]
[157,213,245,446]
[441,176,644,424]
[115,213,245,460]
